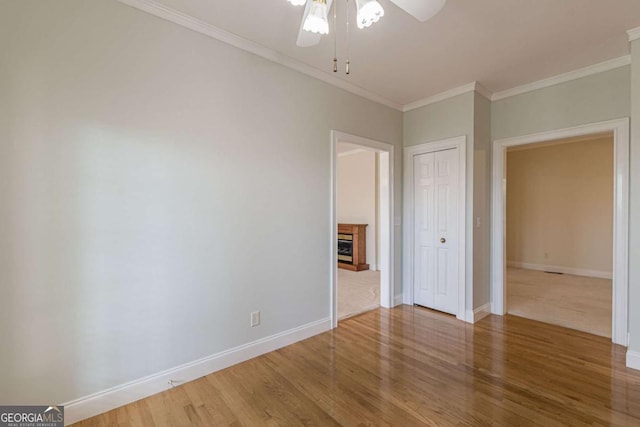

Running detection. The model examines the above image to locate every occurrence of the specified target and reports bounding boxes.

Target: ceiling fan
[287,0,447,48]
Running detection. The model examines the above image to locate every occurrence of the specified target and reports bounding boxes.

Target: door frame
[491,118,629,346]
[330,131,395,329]
[403,136,467,322]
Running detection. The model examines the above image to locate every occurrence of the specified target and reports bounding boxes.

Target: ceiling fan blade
[388,0,446,22]
[296,0,333,47]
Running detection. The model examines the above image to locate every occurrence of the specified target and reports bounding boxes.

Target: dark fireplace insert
[338,233,353,264]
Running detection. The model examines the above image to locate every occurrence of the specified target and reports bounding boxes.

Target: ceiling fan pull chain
[345,0,350,74]
[333,0,338,72]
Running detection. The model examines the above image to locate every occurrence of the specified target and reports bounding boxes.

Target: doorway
[336,144,380,319]
[505,133,614,338]
[403,136,467,321]
[330,131,394,328]
[491,119,630,346]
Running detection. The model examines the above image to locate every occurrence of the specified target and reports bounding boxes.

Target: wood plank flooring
[74,305,640,426]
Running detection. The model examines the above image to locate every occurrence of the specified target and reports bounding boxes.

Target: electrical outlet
[251,311,260,327]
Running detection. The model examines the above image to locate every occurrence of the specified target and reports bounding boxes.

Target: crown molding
[628,27,640,42]
[116,0,403,111]
[402,82,477,112]
[402,81,492,112]
[491,55,631,101]
[402,52,630,110]
[114,0,634,113]
[474,82,492,100]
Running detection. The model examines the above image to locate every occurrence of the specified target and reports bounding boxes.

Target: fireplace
[337,234,353,263]
[337,224,369,271]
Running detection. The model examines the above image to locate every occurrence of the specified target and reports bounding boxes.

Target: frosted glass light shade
[356,0,384,29]
[303,0,329,35]
[287,0,306,6]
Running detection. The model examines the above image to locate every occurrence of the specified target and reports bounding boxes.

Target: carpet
[338,268,380,320]
[507,267,612,338]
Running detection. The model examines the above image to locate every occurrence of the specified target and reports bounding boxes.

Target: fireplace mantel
[337,224,369,271]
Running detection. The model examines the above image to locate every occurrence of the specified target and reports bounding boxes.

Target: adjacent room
[336,142,381,320]
[506,134,614,338]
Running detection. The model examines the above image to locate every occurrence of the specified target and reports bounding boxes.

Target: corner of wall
[627,347,640,371]
[629,39,640,356]
[471,92,492,310]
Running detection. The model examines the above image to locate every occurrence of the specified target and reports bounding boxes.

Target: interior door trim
[491,118,629,346]
[403,136,468,323]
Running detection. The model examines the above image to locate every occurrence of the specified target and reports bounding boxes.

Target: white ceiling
[150,0,640,106]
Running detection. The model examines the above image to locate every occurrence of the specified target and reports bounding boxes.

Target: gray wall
[0,0,402,404]
[403,93,475,147]
[403,92,478,311]
[473,94,492,308]
[492,66,631,140]
[630,41,640,355]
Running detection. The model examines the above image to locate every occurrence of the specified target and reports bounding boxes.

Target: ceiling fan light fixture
[287,0,307,6]
[355,0,384,29]
[303,0,330,35]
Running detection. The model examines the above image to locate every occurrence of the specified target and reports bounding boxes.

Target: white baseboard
[474,303,492,322]
[393,293,403,307]
[465,303,492,323]
[507,261,612,280]
[63,318,331,425]
[626,350,640,371]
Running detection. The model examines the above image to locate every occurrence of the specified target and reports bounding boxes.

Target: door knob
[440,238,446,243]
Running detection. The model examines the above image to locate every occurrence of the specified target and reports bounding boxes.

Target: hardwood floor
[74,306,640,426]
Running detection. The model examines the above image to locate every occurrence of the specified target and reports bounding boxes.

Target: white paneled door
[413,148,459,315]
